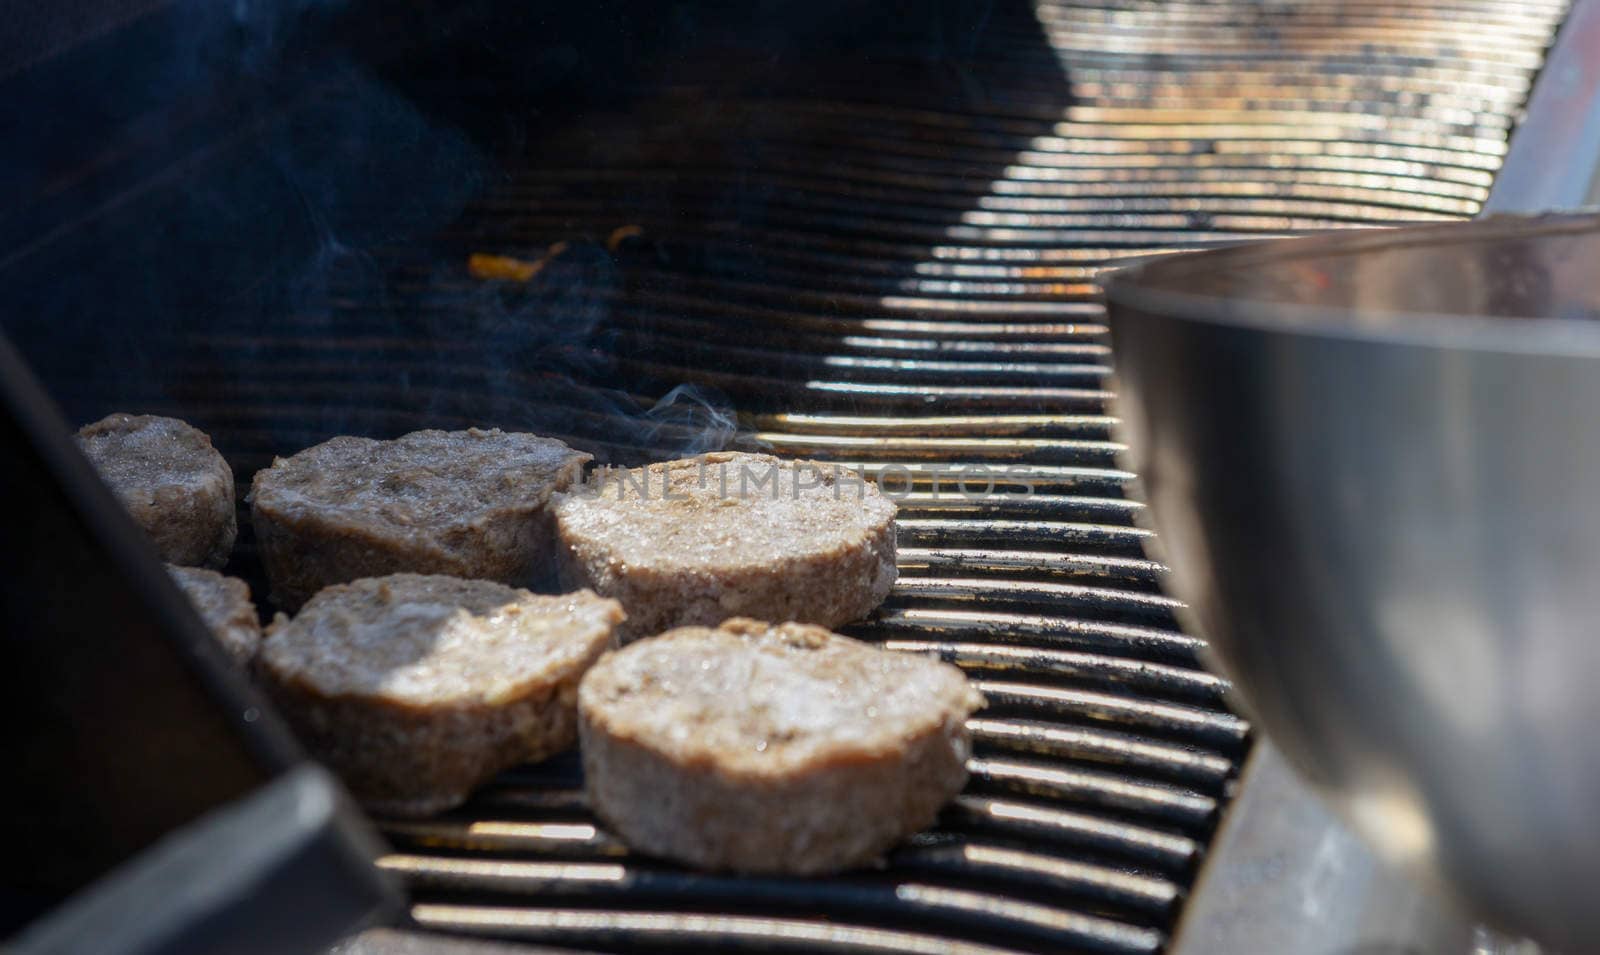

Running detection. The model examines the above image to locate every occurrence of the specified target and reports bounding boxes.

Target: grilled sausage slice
[168,565,261,665]
[76,413,236,568]
[552,452,896,642]
[249,428,590,610]
[258,573,623,817]
[578,618,982,874]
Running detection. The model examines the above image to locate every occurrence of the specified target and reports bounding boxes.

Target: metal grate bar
[409,905,1163,955]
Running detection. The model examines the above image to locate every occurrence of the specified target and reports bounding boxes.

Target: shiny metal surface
[1172,742,1540,955]
[1105,212,1600,952]
[1484,0,1600,214]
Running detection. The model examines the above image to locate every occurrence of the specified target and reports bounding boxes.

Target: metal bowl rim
[1100,211,1600,358]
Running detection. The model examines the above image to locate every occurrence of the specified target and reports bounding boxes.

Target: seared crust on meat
[167,565,261,665]
[76,413,236,568]
[578,618,982,874]
[248,429,590,610]
[552,452,896,642]
[257,574,623,817]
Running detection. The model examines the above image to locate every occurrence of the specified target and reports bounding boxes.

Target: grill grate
[37,0,1568,951]
[344,3,1561,951]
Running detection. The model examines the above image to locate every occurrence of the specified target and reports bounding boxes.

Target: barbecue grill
[0,1,1578,952]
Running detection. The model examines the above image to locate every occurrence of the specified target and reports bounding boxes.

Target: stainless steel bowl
[1103,212,1600,953]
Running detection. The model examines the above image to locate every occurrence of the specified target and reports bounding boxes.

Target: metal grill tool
[34,1,1570,952]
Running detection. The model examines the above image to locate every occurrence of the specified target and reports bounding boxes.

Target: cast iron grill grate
[354,3,1563,948]
[42,0,1569,952]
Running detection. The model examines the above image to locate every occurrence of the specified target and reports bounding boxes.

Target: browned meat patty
[552,452,896,642]
[248,428,591,610]
[257,574,623,817]
[75,413,236,568]
[167,564,261,665]
[578,618,982,874]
